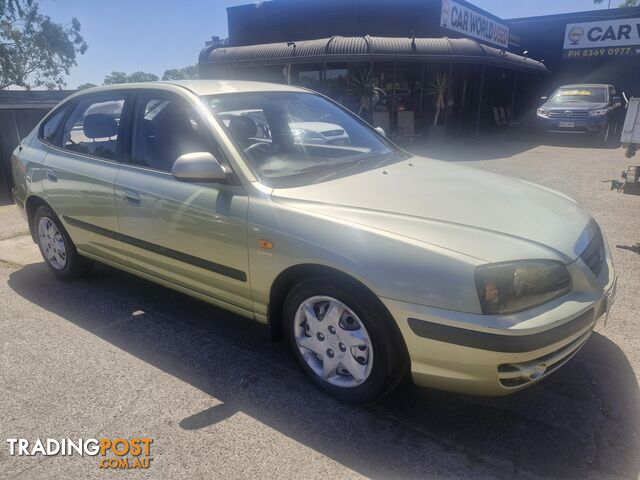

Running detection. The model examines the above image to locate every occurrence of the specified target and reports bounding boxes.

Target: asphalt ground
[0,136,639,479]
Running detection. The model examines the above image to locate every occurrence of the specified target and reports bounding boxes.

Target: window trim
[58,91,132,163]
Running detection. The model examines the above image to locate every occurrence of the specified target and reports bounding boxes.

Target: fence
[0,90,74,202]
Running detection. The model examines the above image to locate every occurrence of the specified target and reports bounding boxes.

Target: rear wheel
[283,277,408,403]
[34,206,93,279]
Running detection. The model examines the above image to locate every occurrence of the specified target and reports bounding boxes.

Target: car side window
[131,94,211,172]
[40,105,70,145]
[61,94,125,161]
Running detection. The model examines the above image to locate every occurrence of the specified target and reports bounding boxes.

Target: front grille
[580,225,605,277]
[548,110,589,118]
[322,129,345,137]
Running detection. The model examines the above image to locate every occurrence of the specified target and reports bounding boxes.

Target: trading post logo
[6,437,154,470]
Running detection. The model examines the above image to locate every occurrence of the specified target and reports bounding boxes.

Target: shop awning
[201,35,548,73]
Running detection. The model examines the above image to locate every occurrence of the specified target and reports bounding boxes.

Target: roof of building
[0,90,75,109]
[200,35,548,73]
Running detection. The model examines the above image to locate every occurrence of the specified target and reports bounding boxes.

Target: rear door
[42,91,129,265]
[114,90,252,313]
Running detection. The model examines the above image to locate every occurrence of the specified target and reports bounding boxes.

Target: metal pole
[391,62,397,135]
[510,71,518,121]
[419,63,426,131]
[445,62,453,128]
[475,64,486,137]
[369,60,374,124]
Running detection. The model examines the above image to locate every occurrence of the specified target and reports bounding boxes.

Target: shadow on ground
[617,243,640,255]
[8,263,640,479]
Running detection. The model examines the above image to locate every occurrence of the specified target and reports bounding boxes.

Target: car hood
[271,157,592,263]
[544,101,608,110]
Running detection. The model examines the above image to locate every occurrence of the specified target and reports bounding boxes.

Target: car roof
[73,80,309,97]
[165,79,309,95]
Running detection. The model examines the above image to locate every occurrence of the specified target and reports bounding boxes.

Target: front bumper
[382,267,616,396]
[536,115,608,134]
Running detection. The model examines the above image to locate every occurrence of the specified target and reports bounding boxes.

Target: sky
[38,0,609,89]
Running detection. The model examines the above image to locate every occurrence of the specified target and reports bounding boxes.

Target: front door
[114,91,252,313]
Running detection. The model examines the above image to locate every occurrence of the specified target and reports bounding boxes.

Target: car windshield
[550,87,607,103]
[202,91,405,187]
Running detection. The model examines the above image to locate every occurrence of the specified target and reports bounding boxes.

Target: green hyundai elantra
[11,80,616,403]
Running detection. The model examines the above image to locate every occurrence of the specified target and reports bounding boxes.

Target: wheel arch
[25,195,51,242]
[267,263,406,354]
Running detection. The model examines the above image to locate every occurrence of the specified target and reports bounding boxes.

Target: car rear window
[40,105,70,145]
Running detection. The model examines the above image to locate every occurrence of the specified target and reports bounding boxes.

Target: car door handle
[121,188,141,205]
[45,168,57,182]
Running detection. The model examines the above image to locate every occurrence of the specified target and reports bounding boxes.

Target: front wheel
[283,278,408,403]
[597,123,611,146]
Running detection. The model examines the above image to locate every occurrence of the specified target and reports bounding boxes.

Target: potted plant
[425,72,449,141]
[350,70,385,120]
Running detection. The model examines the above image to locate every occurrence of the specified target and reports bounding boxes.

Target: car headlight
[537,108,549,117]
[475,260,572,315]
[589,109,609,116]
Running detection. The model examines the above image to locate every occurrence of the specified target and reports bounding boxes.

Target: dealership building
[199,0,640,139]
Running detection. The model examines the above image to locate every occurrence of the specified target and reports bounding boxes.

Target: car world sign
[440,0,509,49]
[563,18,640,59]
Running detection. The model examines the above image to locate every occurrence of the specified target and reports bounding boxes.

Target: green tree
[76,82,97,90]
[0,0,87,89]
[594,0,638,6]
[103,71,159,84]
[162,65,199,81]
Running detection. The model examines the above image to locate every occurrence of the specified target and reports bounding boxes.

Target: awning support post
[475,64,486,138]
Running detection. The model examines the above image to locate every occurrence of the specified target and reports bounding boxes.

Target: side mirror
[612,96,622,105]
[172,152,227,182]
[374,126,386,137]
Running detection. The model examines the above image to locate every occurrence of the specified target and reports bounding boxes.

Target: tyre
[283,277,408,403]
[34,206,93,279]
[598,123,611,146]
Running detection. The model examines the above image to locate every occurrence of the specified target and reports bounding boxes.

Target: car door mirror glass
[172,152,227,182]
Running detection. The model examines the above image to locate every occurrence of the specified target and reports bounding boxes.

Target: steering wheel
[244,141,272,155]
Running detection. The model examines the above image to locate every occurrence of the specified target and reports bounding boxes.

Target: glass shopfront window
[293,63,323,90]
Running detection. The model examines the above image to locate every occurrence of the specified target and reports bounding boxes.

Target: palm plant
[350,70,385,116]
[425,72,449,126]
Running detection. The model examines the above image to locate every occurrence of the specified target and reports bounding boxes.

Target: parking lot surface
[0,138,639,479]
